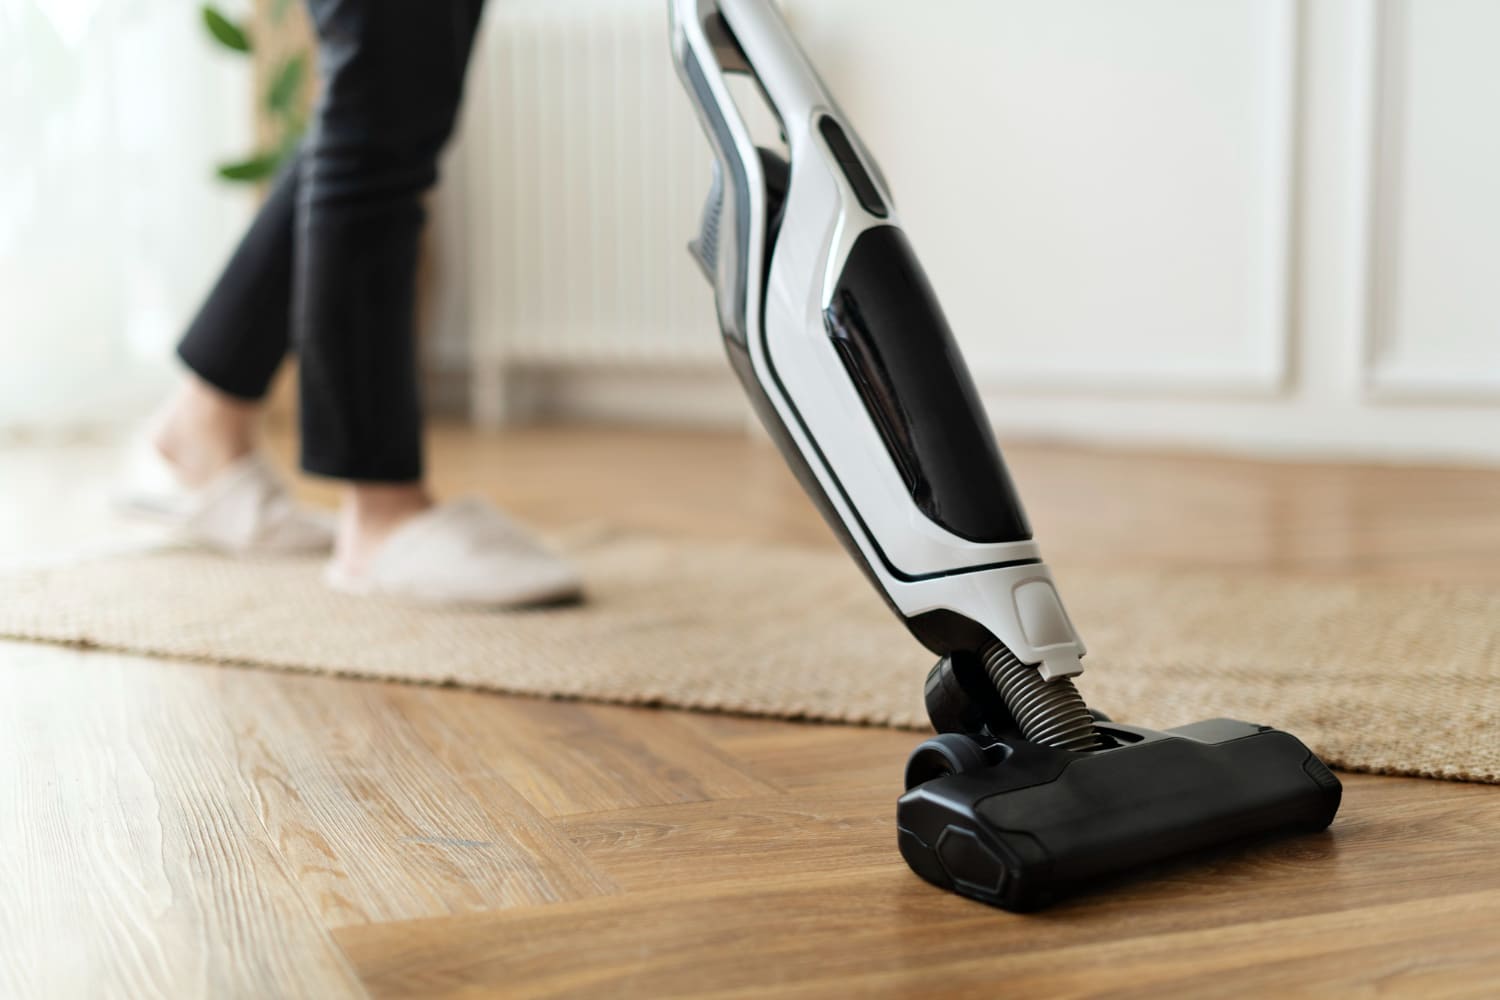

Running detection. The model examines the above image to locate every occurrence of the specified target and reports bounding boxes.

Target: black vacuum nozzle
[897,717,1342,911]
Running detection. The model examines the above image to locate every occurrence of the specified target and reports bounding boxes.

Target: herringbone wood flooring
[3,424,1499,998]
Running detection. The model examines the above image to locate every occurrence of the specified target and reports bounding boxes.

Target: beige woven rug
[1,533,1496,783]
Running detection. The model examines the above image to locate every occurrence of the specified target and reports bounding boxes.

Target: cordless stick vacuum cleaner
[669,0,1341,911]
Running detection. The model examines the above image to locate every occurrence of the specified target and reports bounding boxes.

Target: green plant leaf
[266,54,306,118]
[216,151,282,183]
[201,5,251,54]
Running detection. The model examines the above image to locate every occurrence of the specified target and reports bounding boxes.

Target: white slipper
[323,497,582,608]
[116,447,334,555]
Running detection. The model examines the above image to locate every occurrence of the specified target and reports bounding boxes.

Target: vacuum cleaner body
[671,0,1082,684]
[670,0,1340,910]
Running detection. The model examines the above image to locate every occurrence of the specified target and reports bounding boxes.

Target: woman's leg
[161,156,302,485]
[295,0,486,571]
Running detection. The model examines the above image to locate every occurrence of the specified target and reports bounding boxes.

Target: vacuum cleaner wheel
[903,733,990,789]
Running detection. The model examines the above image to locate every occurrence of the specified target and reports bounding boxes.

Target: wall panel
[1366,0,1500,400]
[789,0,1298,392]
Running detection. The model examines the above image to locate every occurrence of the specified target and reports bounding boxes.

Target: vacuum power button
[818,116,888,218]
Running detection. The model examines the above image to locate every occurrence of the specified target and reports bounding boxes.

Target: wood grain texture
[0,647,364,999]
[338,782,1500,999]
[213,670,619,926]
[3,424,1500,997]
[398,697,778,819]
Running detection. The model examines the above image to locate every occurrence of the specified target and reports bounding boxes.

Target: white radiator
[447,0,723,422]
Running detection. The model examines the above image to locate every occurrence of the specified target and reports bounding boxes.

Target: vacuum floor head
[900,658,1342,911]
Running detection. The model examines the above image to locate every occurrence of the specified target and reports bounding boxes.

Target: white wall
[449,0,1500,464]
[0,1,255,433]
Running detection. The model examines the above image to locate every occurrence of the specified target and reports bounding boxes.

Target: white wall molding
[784,0,1304,398]
[972,0,1301,399]
[1361,0,1500,402]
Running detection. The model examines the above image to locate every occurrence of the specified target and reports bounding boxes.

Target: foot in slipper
[324,497,582,608]
[117,445,335,555]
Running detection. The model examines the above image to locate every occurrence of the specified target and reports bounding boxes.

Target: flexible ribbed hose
[981,640,1101,751]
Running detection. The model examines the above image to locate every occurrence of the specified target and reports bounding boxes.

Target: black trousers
[178,0,486,482]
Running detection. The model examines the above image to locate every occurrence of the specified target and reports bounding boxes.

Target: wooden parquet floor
[3,424,1498,998]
